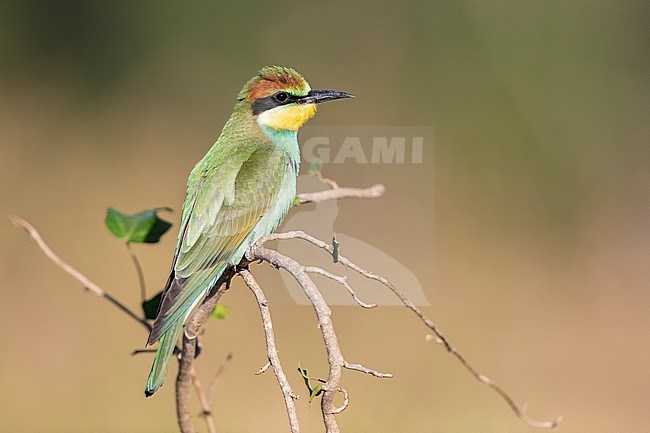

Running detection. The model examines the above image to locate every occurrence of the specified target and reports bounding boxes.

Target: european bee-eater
[145,66,353,396]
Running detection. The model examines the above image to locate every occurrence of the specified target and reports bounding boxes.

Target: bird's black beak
[299,89,355,104]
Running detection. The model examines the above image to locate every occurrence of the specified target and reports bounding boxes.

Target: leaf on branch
[211,304,231,320]
[142,291,163,320]
[298,362,310,386]
[309,384,323,404]
[105,207,173,243]
[297,362,323,405]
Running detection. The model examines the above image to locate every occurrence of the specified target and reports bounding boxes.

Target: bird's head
[238,66,353,131]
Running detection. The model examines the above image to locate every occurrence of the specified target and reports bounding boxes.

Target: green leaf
[332,233,340,263]
[297,362,323,405]
[105,207,172,243]
[211,304,231,320]
[298,362,309,382]
[142,291,162,320]
[307,158,323,175]
[309,384,323,404]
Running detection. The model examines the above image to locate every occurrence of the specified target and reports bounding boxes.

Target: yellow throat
[257,103,317,131]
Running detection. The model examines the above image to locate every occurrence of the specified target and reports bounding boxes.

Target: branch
[344,362,393,379]
[206,352,233,407]
[256,230,562,429]
[9,215,151,333]
[305,266,377,309]
[190,355,231,433]
[329,388,349,415]
[255,361,271,375]
[248,245,345,433]
[176,334,197,433]
[239,269,300,433]
[424,335,562,428]
[189,366,216,433]
[296,183,385,205]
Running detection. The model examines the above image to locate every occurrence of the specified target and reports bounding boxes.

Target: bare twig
[329,388,349,415]
[305,266,377,309]
[255,360,272,376]
[189,366,217,433]
[296,184,385,205]
[425,335,563,428]
[247,246,345,433]
[239,269,300,433]
[9,215,151,333]
[316,172,339,189]
[344,362,393,378]
[206,352,232,405]
[189,354,234,433]
[186,347,232,433]
[256,230,562,429]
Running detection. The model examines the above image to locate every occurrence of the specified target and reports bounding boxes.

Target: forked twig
[206,352,233,405]
[247,245,346,433]
[189,366,216,433]
[256,230,562,429]
[305,266,377,309]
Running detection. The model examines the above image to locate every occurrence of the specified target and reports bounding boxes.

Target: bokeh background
[1,1,648,432]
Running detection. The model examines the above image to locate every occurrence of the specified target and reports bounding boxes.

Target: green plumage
[145,66,352,396]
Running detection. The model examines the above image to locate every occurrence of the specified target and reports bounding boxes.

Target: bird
[145,66,354,396]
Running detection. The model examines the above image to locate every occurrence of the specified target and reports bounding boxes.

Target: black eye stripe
[251,92,302,115]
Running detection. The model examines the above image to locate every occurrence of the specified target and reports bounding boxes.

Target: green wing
[148,144,286,344]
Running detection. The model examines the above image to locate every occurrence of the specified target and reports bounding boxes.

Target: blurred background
[1,1,648,432]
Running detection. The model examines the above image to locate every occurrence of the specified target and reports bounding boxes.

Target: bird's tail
[145,318,184,397]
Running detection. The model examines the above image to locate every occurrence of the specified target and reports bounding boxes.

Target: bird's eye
[274,92,289,103]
